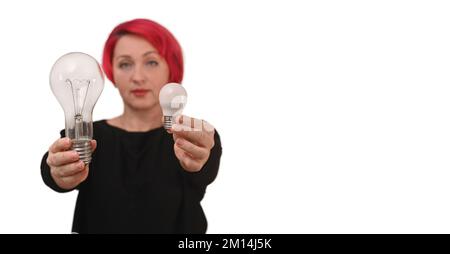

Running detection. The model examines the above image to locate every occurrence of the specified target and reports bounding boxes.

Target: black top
[40,120,222,234]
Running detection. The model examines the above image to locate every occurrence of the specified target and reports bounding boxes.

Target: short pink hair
[102,18,184,84]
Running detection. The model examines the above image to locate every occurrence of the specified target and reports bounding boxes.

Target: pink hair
[102,19,184,84]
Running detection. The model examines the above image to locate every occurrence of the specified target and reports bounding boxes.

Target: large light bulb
[50,52,104,164]
[159,83,187,129]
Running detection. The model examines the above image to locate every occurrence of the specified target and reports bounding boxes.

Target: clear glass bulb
[159,83,187,129]
[49,52,104,164]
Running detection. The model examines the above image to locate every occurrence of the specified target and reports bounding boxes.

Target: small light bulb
[49,52,104,164]
[159,83,187,130]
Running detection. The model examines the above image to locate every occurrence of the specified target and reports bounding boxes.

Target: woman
[40,19,222,233]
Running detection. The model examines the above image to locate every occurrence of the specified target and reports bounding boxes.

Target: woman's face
[112,34,170,111]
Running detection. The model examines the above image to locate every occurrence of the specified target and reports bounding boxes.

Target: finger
[172,124,214,148]
[202,120,216,133]
[60,165,89,185]
[47,150,79,167]
[172,123,201,141]
[175,115,215,132]
[172,115,215,145]
[56,161,85,177]
[49,137,72,153]
[174,144,202,172]
[175,115,203,131]
[176,138,209,160]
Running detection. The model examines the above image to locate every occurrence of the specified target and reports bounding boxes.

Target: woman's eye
[146,60,158,66]
[119,62,132,69]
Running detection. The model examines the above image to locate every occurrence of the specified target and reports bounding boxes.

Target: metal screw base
[71,139,92,164]
[163,115,172,130]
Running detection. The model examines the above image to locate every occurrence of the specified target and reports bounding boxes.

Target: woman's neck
[109,105,163,132]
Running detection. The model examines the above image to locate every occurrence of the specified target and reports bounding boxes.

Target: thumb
[90,139,97,152]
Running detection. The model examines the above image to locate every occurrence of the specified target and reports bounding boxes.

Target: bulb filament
[66,79,91,139]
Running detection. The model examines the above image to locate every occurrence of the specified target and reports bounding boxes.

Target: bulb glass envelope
[50,52,104,163]
[159,83,187,129]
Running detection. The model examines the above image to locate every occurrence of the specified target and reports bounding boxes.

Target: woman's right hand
[46,137,97,190]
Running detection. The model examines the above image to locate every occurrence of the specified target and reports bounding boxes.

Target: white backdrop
[0,0,450,233]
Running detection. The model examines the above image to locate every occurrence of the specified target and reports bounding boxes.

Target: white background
[0,0,450,233]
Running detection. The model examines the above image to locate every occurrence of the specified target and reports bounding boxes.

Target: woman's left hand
[170,115,215,172]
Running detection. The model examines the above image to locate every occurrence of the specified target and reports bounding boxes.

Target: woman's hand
[46,137,97,190]
[171,115,215,172]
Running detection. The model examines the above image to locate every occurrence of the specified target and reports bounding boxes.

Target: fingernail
[177,139,184,146]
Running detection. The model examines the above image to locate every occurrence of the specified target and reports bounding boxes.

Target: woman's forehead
[114,34,158,58]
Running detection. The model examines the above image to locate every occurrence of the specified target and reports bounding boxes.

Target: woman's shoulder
[93,119,114,137]
[93,119,108,130]
[93,119,107,127]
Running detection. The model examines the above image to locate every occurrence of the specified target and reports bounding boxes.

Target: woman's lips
[131,89,149,97]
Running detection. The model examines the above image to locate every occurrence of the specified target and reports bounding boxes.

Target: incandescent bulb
[159,83,187,130]
[50,52,104,164]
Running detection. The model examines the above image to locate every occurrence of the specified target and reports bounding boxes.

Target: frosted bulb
[50,52,104,164]
[159,83,187,129]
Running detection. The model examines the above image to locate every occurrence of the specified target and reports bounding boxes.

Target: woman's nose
[131,65,146,84]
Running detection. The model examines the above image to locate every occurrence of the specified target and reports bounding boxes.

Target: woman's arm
[181,131,222,188]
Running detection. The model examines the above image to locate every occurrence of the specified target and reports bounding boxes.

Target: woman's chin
[127,101,158,111]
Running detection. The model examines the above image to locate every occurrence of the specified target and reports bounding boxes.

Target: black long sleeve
[40,120,222,233]
[182,131,222,189]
